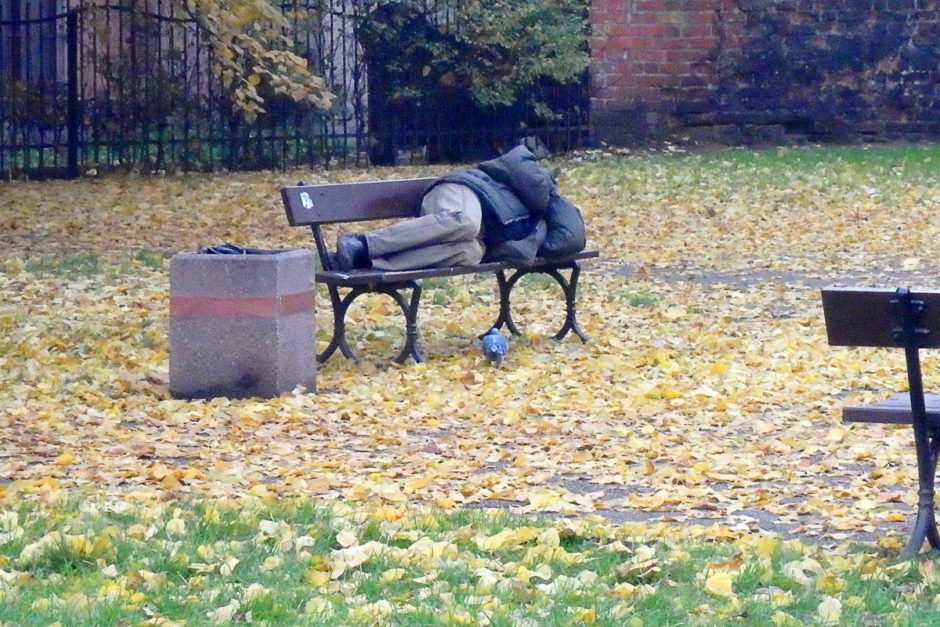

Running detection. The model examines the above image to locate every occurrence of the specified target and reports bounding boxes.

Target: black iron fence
[0,1,590,178]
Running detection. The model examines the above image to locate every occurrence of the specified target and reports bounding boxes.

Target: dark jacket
[431,145,554,263]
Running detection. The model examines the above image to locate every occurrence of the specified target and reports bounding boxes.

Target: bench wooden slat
[821,287,940,348]
[844,392,940,425]
[282,178,435,226]
[315,250,600,286]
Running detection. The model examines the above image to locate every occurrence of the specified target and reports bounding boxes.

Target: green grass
[24,251,101,279]
[13,249,175,280]
[0,496,929,626]
[571,143,940,201]
[608,290,659,307]
[423,277,469,306]
[126,249,175,272]
[520,273,560,292]
[663,144,940,176]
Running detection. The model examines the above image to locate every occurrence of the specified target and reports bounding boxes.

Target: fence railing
[0,0,590,178]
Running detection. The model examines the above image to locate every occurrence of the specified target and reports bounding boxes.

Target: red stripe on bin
[171,290,314,319]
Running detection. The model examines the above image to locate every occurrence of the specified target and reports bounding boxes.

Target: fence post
[67,9,79,179]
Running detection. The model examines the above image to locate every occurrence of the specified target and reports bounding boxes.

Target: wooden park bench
[282,177,598,364]
[822,286,940,556]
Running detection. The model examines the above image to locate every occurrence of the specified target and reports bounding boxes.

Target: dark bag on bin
[199,244,279,255]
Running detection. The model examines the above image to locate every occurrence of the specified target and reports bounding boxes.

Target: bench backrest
[821,287,940,348]
[282,177,436,226]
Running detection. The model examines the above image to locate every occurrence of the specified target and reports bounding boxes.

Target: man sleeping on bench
[332,145,586,272]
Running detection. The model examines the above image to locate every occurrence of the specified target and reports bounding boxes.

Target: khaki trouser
[364,183,485,271]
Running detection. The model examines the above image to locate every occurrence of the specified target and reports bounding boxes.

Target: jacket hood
[478,145,553,216]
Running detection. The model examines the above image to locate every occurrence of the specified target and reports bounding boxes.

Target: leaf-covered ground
[2,144,940,548]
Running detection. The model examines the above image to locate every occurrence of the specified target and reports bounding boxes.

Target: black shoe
[335,234,368,270]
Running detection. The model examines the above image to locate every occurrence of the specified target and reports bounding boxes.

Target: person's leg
[371,238,485,271]
[365,183,482,258]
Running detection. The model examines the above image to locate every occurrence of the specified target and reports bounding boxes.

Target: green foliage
[455,0,590,108]
[77,0,334,120]
[0,81,67,133]
[94,46,197,128]
[176,0,335,116]
[357,0,588,117]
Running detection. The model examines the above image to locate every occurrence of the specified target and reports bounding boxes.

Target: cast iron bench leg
[383,281,425,364]
[548,262,588,343]
[903,426,940,556]
[895,287,940,556]
[319,282,425,365]
[318,285,364,364]
[485,270,523,337]
[484,263,588,343]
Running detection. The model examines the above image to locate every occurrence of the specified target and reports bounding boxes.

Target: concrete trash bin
[169,248,316,399]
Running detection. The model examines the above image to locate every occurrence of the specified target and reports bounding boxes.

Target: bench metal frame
[822,286,940,555]
[283,178,596,364]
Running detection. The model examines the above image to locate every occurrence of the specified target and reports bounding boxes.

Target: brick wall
[591,0,940,145]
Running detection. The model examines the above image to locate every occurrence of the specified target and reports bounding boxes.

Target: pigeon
[481,327,509,365]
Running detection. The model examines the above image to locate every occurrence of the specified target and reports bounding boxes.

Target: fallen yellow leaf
[704,571,735,598]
